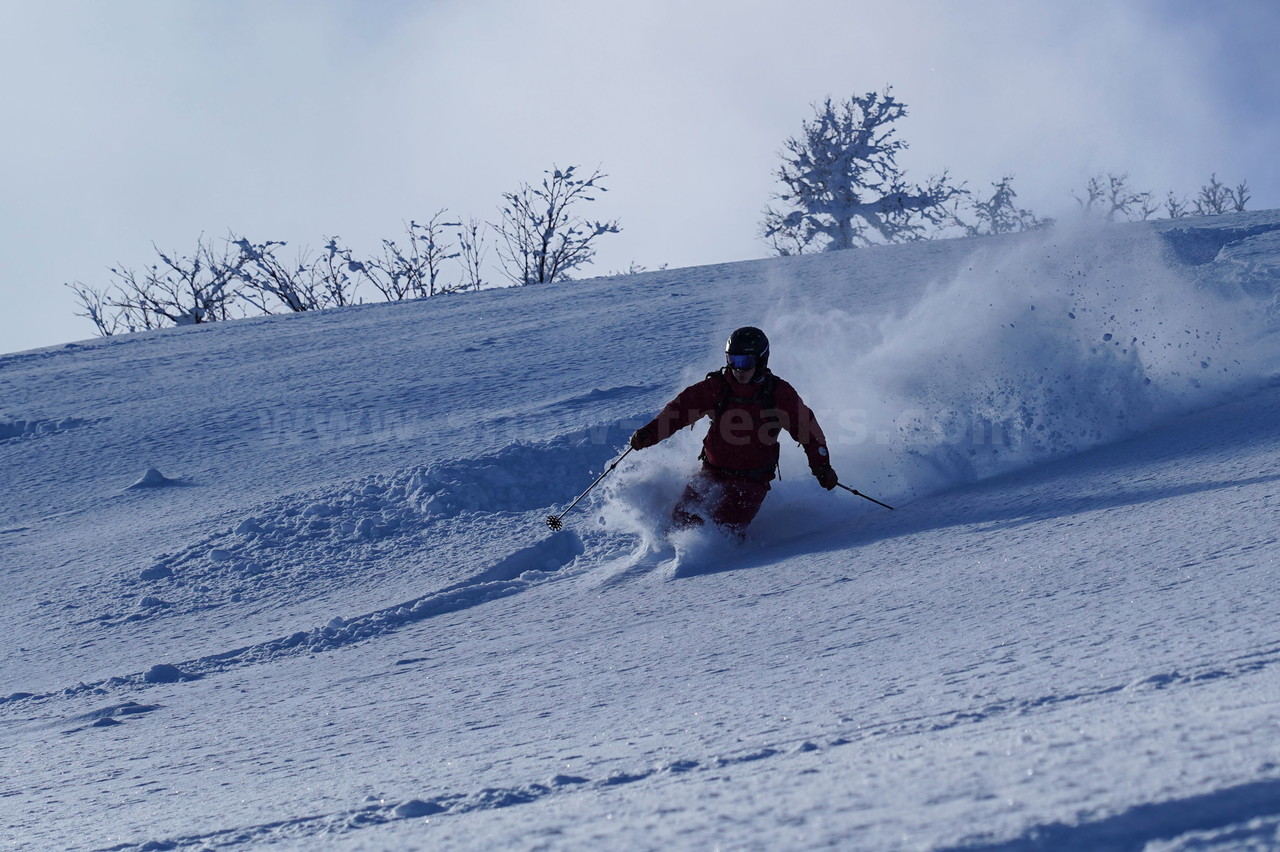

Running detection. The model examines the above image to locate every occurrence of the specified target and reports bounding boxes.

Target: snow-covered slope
[4,212,1280,850]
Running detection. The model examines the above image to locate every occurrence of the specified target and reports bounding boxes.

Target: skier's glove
[814,464,839,490]
[630,427,658,451]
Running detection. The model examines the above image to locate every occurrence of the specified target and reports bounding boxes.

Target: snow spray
[595,219,1280,545]
[770,220,1280,504]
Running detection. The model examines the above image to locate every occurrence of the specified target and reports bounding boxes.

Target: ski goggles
[726,353,758,370]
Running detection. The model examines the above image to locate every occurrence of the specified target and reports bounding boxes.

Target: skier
[629,326,839,536]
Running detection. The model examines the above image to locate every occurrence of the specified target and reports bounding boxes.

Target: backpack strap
[707,369,781,425]
[700,370,784,475]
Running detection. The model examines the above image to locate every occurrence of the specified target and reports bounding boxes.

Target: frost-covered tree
[233,238,326,314]
[1228,179,1251,213]
[67,236,248,335]
[132,238,247,326]
[1106,174,1251,221]
[1073,173,1155,222]
[1165,191,1191,219]
[69,180,625,337]
[338,217,461,302]
[456,218,489,292]
[609,261,669,276]
[1193,174,1231,216]
[494,165,620,285]
[761,90,962,254]
[954,176,1050,236]
[410,211,462,297]
[66,281,123,337]
[1193,174,1250,216]
[311,238,363,307]
[310,236,373,306]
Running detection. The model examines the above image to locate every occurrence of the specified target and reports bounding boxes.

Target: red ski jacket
[640,368,830,480]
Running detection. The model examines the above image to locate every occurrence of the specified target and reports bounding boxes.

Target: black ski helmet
[725,326,769,371]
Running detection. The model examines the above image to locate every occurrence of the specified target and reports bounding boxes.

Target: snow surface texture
[3,212,1280,850]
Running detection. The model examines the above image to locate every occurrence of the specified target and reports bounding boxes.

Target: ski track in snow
[109,428,637,627]
[5,214,1280,850]
[4,522,595,705]
[0,415,106,443]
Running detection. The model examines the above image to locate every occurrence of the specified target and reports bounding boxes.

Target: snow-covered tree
[1082,173,1249,222]
[456,218,489,292]
[1228,179,1251,213]
[310,238,362,307]
[135,239,246,326]
[66,280,123,337]
[233,238,326,314]
[330,217,461,302]
[228,219,461,313]
[1194,174,1231,216]
[494,165,620,285]
[67,236,249,335]
[1165,191,1191,219]
[410,211,462,297]
[954,176,1050,236]
[1193,174,1250,216]
[1073,173,1156,222]
[761,90,962,254]
[68,172,627,336]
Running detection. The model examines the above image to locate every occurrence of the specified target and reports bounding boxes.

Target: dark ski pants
[672,465,771,537]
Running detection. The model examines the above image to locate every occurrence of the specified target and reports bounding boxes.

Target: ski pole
[836,482,895,510]
[546,446,634,531]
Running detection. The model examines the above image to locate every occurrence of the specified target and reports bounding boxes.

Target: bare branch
[493,165,621,284]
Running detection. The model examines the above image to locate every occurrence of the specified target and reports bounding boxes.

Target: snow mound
[125,468,183,489]
[124,426,636,620]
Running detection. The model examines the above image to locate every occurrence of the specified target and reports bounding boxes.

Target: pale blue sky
[2,0,1278,354]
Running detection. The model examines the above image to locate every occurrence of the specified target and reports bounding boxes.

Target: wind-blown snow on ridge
[771,220,1280,499]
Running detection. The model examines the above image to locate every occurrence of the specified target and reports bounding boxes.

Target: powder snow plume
[594,219,1280,538]
[770,220,1280,502]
